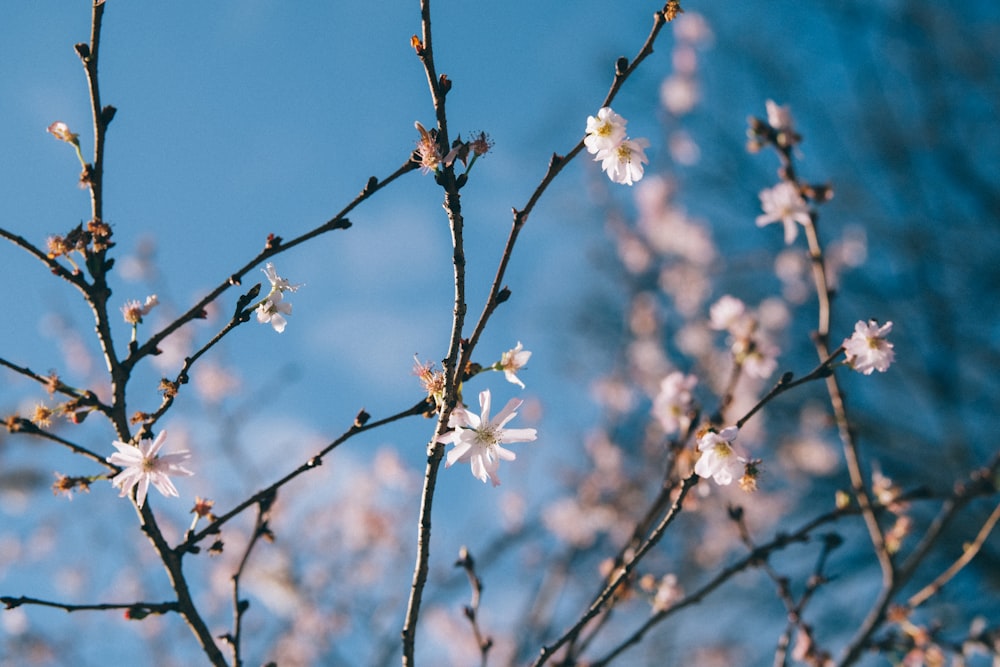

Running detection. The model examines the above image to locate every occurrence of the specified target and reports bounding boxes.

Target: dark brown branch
[176,398,430,554]
[0,227,87,285]
[458,1,685,377]
[138,285,260,436]
[125,158,416,373]
[4,418,112,469]
[533,474,699,667]
[223,493,275,667]
[455,546,493,666]
[1,595,179,617]
[0,356,112,416]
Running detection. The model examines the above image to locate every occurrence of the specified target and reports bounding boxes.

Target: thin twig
[176,399,430,553]
[125,159,416,373]
[907,499,1000,609]
[1,595,178,616]
[455,546,493,667]
[4,418,112,469]
[533,474,699,667]
[458,1,684,377]
[223,491,276,667]
[139,286,260,435]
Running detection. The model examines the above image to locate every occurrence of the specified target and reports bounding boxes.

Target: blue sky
[3,1,999,665]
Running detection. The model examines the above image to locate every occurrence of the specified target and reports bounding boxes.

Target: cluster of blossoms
[652,371,698,435]
[256,263,301,333]
[430,342,536,486]
[749,101,818,245]
[584,107,650,186]
[107,430,193,509]
[709,295,779,380]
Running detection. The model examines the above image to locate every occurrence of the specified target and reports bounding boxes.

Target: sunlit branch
[79,0,107,221]
[906,499,1000,609]
[836,452,1000,666]
[534,473,698,667]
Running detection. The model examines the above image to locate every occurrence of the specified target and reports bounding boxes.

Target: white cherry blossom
[439,389,536,487]
[107,431,193,509]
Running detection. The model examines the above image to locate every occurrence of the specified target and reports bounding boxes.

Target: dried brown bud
[129,411,151,425]
[191,497,215,519]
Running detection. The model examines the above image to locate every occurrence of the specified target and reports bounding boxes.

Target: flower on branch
[652,371,697,435]
[256,263,300,333]
[584,107,628,155]
[256,294,292,333]
[262,262,302,295]
[694,426,745,486]
[439,389,537,487]
[414,355,447,409]
[414,121,443,173]
[756,181,811,244]
[843,319,895,375]
[121,294,159,325]
[46,121,79,147]
[497,341,532,388]
[585,107,650,185]
[107,430,193,509]
[597,138,650,186]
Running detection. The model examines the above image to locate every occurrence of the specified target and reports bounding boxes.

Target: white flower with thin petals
[256,263,300,333]
[439,389,537,487]
[107,431,193,509]
[694,427,744,486]
[843,320,895,375]
[597,137,650,186]
[256,291,293,333]
[498,342,532,388]
[756,182,811,244]
[262,263,301,294]
[121,294,159,325]
[584,107,628,155]
[652,371,697,435]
